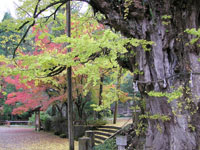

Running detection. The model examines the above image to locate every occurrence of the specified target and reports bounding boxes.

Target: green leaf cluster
[185,28,200,47]
[148,86,183,103]
[139,113,170,122]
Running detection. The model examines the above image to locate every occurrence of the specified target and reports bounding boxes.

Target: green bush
[94,138,117,150]
[54,131,61,135]
[28,114,35,123]
[87,119,107,126]
[51,117,67,129]
[59,134,67,138]
[51,116,68,135]
[44,117,51,131]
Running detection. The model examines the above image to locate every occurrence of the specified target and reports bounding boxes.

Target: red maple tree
[3,19,104,115]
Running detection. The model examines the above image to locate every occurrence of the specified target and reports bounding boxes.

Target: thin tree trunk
[99,74,104,106]
[113,101,118,124]
[98,74,104,119]
[113,68,122,124]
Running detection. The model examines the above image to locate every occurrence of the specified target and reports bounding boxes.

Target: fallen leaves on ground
[0,127,78,150]
[0,118,132,150]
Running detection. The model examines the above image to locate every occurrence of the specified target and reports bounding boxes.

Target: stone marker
[79,137,92,150]
[116,135,127,150]
[85,130,95,147]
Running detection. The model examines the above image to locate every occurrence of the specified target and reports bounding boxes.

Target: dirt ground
[0,127,78,150]
[106,117,132,127]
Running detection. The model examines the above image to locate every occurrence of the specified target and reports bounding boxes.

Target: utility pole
[66,1,74,150]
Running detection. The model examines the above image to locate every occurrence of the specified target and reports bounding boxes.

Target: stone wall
[49,119,96,139]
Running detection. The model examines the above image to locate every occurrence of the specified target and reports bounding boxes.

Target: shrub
[51,116,68,134]
[94,138,117,150]
[54,131,61,135]
[59,134,67,138]
[28,114,35,124]
[43,117,51,131]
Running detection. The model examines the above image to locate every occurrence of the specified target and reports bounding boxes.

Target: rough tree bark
[87,0,200,149]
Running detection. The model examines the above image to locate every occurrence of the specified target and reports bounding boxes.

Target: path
[106,117,132,127]
[0,126,78,150]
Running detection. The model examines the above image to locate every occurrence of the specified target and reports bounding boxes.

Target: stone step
[95,135,107,141]
[90,125,123,146]
[94,139,103,144]
[95,128,117,133]
[94,131,112,137]
[97,126,121,130]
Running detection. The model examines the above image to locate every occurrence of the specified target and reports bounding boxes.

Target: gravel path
[0,126,78,150]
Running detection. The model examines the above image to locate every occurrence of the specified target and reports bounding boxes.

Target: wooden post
[66,1,74,150]
[35,110,40,131]
[35,111,38,131]
[85,130,94,148]
[38,110,40,131]
[79,137,92,150]
[6,121,10,127]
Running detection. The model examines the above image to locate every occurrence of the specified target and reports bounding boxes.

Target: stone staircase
[93,126,122,145]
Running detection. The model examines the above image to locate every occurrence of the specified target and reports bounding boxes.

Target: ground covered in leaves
[0,126,78,150]
[0,118,132,150]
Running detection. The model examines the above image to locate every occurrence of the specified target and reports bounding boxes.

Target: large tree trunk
[88,0,200,149]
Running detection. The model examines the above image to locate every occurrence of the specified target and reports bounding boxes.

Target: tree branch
[14,2,32,17]
[13,20,35,58]
[33,0,41,17]
[44,3,65,22]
